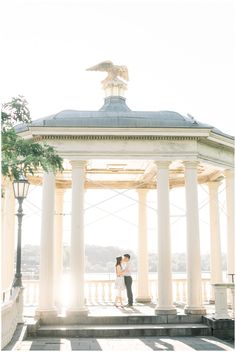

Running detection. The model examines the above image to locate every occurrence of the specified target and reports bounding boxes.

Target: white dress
[114,266,126,296]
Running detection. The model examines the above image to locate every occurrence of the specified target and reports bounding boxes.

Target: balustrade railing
[2,287,13,304]
[21,277,212,306]
[0,276,230,349]
[1,287,24,348]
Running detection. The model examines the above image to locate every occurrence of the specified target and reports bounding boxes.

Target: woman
[114,256,126,307]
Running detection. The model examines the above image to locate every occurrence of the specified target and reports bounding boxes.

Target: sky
[2,0,235,133]
[1,0,235,254]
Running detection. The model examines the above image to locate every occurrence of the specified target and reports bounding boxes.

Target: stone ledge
[35,323,212,338]
[25,319,40,337]
[203,316,235,339]
[155,308,177,315]
[27,314,206,329]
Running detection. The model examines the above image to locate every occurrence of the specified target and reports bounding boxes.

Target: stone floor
[23,302,218,318]
[5,336,234,351]
[4,304,234,351]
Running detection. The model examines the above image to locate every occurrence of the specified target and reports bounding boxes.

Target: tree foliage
[1,95,63,180]
[23,244,227,275]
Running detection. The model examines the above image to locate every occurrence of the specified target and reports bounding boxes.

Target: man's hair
[124,254,130,259]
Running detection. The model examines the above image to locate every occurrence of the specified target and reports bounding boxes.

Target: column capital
[183,160,199,169]
[224,168,234,178]
[70,160,87,169]
[207,181,221,190]
[136,188,149,194]
[154,160,171,168]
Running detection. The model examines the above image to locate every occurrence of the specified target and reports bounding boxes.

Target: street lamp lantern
[12,176,30,288]
[13,178,30,199]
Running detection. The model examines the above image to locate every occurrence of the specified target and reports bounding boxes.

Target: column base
[208,299,215,304]
[155,307,177,315]
[136,297,152,303]
[67,307,88,316]
[184,306,206,315]
[35,307,58,323]
[214,313,231,320]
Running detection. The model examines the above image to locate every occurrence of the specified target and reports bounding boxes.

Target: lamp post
[12,177,30,287]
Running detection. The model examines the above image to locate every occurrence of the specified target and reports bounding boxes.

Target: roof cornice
[208,131,234,148]
[19,126,212,138]
[33,134,201,142]
[17,126,234,149]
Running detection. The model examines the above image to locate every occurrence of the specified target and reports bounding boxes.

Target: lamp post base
[12,275,23,288]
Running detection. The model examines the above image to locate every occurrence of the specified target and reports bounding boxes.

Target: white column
[37,172,57,317]
[136,189,151,303]
[184,161,206,314]
[1,181,15,291]
[155,161,176,315]
[68,160,87,313]
[53,188,65,307]
[208,181,223,301]
[224,169,235,280]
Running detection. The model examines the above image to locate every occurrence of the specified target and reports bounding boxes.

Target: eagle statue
[86,61,129,87]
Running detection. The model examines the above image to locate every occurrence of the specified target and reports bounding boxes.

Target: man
[123,253,133,307]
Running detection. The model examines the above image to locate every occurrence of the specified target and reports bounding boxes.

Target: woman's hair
[115,256,122,267]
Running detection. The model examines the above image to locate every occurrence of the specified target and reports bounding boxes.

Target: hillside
[21,244,227,275]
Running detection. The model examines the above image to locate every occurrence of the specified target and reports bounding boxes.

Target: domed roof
[15,96,233,139]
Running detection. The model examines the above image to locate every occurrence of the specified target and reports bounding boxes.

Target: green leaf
[1,96,64,180]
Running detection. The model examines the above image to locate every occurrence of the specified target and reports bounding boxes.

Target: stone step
[40,314,204,326]
[35,323,212,338]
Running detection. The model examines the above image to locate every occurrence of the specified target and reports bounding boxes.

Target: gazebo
[2,64,234,322]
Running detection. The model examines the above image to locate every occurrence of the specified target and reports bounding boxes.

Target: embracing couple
[114,254,133,308]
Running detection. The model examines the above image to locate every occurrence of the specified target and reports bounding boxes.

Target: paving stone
[9,336,234,351]
[4,304,234,350]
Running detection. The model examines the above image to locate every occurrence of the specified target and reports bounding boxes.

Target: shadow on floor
[141,336,233,351]
[4,336,234,351]
[3,324,26,351]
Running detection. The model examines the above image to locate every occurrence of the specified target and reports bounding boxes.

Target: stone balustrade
[1,279,234,348]
[20,278,211,306]
[2,287,13,304]
[1,287,24,349]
